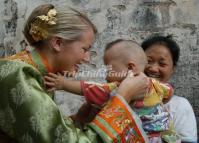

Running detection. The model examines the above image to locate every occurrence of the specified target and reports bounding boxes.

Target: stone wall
[0,0,199,137]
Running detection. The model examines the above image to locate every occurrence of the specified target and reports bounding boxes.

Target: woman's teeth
[147,74,160,78]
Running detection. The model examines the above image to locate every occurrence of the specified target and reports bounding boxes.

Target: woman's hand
[117,71,150,103]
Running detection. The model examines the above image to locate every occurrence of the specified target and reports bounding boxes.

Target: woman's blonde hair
[24,4,97,46]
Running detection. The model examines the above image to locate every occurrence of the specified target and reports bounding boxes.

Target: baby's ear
[128,62,139,75]
[128,62,136,70]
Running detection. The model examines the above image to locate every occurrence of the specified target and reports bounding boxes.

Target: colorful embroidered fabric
[89,95,148,143]
[131,79,174,136]
[133,78,173,108]
[81,81,118,106]
[133,104,170,133]
[3,50,36,68]
[81,77,176,141]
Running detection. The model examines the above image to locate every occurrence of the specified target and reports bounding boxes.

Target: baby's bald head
[104,39,147,73]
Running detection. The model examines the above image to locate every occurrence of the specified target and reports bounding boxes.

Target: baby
[44,39,179,143]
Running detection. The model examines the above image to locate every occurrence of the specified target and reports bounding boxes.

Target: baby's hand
[44,73,65,91]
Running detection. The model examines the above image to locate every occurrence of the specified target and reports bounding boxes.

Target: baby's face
[104,59,128,82]
[104,58,144,83]
[104,45,147,83]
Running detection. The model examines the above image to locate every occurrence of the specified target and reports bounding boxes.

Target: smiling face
[55,28,95,73]
[144,44,175,82]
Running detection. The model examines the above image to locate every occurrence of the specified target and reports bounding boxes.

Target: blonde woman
[0,4,149,143]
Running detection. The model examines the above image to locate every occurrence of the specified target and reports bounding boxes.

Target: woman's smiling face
[55,28,95,73]
[144,44,175,82]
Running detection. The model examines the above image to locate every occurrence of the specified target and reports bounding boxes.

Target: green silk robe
[0,50,148,143]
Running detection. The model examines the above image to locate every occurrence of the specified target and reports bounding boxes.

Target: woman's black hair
[141,35,180,66]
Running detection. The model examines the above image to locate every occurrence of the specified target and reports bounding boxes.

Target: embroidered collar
[30,49,54,75]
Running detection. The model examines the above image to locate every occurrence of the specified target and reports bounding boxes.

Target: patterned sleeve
[152,79,174,99]
[133,79,174,107]
[81,81,118,106]
[88,95,149,143]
